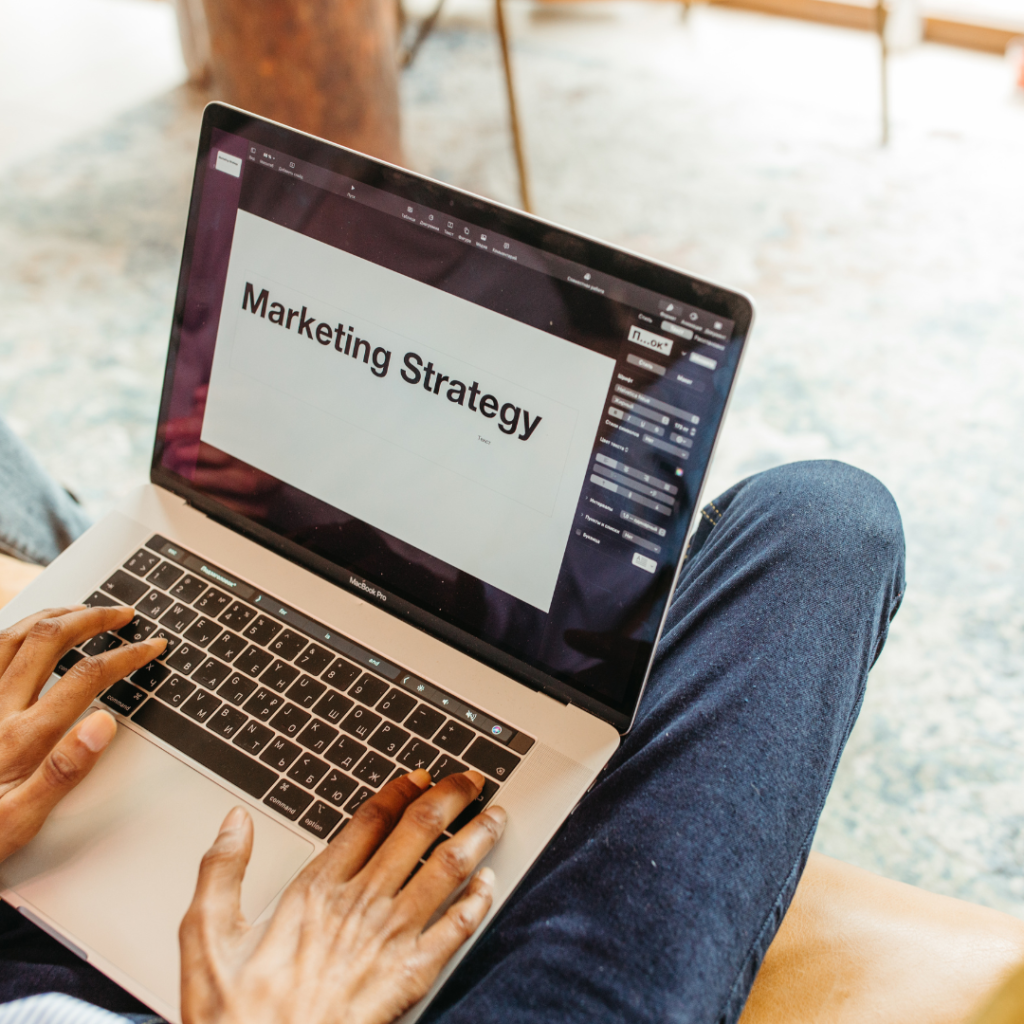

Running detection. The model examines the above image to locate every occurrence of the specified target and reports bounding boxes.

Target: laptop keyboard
[56,536,534,846]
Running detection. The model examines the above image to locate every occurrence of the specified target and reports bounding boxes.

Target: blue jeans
[0,454,905,1023]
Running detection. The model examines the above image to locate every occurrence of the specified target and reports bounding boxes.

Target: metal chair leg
[495,0,532,213]
[876,0,889,145]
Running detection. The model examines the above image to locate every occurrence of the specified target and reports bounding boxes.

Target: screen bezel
[151,102,754,734]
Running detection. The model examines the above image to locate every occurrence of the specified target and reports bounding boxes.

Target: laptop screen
[154,105,752,728]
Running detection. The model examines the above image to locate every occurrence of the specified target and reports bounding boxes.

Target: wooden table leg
[201,0,403,164]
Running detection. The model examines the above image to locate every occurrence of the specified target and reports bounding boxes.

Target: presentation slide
[201,210,614,611]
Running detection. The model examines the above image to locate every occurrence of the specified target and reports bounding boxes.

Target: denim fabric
[0,459,905,1023]
[425,459,905,1024]
[0,992,154,1024]
[0,417,91,565]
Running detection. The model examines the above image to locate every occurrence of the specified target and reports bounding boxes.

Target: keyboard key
[243,615,282,646]
[155,675,195,708]
[169,574,207,604]
[268,628,307,661]
[181,690,221,724]
[219,601,256,630]
[397,738,439,772]
[147,561,185,590]
[138,589,174,620]
[115,615,155,646]
[448,779,500,834]
[464,736,521,781]
[322,658,361,691]
[160,602,198,634]
[261,659,299,693]
[232,720,273,755]
[101,570,147,605]
[296,719,338,754]
[82,591,115,608]
[150,627,181,658]
[82,631,122,657]
[312,690,353,725]
[286,674,324,709]
[368,722,409,758]
[298,800,343,839]
[340,707,381,741]
[434,721,474,756]
[131,660,171,692]
[295,644,333,676]
[194,586,231,616]
[184,616,222,647]
[315,770,358,807]
[377,689,417,723]
[218,673,257,706]
[405,705,445,739]
[167,643,204,675]
[288,753,330,789]
[123,549,160,577]
[259,736,302,772]
[348,674,388,708]
[209,629,245,662]
[270,703,310,738]
[324,735,366,772]
[100,680,147,715]
[54,651,83,675]
[206,705,247,740]
[244,687,284,722]
[132,699,276,798]
[353,752,393,788]
[193,657,230,690]
[235,645,273,678]
[263,780,313,821]
[430,754,467,782]
[344,786,374,815]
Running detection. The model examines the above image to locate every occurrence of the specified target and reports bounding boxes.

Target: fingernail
[465,770,486,789]
[409,768,432,789]
[78,711,117,753]
[483,806,507,832]
[477,867,495,888]
[142,636,167,651]
[221,806,247,832]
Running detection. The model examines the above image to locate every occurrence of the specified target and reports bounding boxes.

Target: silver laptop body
[1,104,753,1023]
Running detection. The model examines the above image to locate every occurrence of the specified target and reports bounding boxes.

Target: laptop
[0,102,753,1023]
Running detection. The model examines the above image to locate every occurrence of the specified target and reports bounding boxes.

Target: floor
[3,0,1024,914]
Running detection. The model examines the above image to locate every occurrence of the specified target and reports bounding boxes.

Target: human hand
[0,605,166,862]
[180,770,506,1024]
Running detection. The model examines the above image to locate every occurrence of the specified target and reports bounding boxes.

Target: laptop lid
[151,103,753,733]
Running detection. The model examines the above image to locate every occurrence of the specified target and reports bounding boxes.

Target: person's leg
[425,459,906,1024]
[0,415,91,565]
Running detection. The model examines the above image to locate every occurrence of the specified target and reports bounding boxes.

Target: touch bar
[395,672,515,746]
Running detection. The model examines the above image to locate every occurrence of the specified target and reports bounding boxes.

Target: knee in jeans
[749,460,905,573]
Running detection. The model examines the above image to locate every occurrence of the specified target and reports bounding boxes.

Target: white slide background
[202,210,613,611]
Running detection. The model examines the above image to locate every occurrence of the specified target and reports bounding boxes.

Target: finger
[417,866,495,968]
[180,806,254,955]
[22,637,166,752]
[0,605,136,712]
[397,805,505,929]
[0,606,86,678]
[311,770,432,885]
[359,771,486,899]
[0,710,117,860]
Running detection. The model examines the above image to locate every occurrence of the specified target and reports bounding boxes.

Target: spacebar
[132,700,277,799]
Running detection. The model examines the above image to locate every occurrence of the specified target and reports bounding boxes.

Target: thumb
[0,710,117,861]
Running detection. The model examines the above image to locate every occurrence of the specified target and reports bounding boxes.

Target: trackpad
[0,723,314,1015]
